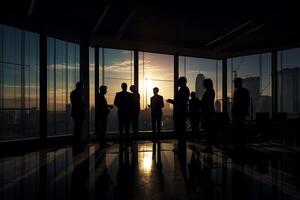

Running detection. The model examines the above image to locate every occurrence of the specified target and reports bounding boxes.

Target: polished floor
[0,140,299,200]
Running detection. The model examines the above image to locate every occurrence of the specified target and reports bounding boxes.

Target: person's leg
[118,115,124,139]
[99,116,107,147]
[124,118,130,141]
[208,118,215,147]
[73,117,82,146]
[239,116,246,148]
[157,115,162,136]
[203,118,212,151]
[152,115,157,137]
[195,119,200,140]
[73,117,78,144]
[96,119,100,143]
[178,117,187,152]
[191,118,196,140]
[133,113,139,134]
[233,116,244,149]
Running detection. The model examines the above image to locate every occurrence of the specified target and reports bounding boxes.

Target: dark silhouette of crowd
[70,76,250,151]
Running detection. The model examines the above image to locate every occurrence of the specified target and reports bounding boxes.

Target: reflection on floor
[0,140,299,200]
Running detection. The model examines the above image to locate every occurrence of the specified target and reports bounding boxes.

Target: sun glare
[145,78,155,92]
[142,152,153,173]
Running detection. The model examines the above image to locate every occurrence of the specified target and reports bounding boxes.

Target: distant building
[278,67,300,113]
[195,73,205,99]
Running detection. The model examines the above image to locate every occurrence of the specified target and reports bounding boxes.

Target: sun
[145,78,155,92]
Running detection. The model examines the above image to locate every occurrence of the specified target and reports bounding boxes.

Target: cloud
[47,63,79,71]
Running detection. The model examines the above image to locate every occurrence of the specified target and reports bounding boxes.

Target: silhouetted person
[130,85,140,136]
[148,87,164,139]
[167,77,190,152]
[188,92,201,140]
[70,82,86,147]
[201,79,215,152]
[96,85,113,148]
[232,77,250,150]
[114,83,132,141]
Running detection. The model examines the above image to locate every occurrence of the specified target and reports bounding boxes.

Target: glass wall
[227,53,272,119]
[99,48,134,133]
[0,25,39,140]
[278,48,300,117]
[179,57,222,112]
[47,38,80,136]
[139,52,174,131]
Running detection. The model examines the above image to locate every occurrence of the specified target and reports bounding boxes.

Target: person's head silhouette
[100,85,107,94]
[234,78,243,89]
[130,85,137,93]
[191,91,196,99]
[153,87,159,95]
[76,82,83,91]
[121,83,127,91]
[203,79,213,89]
[178,77,187,87]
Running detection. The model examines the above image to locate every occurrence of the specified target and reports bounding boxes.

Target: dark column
[271,51,278,113]
[39,32,47,141]
[95,48,99,101]
[80,34,90,143]
[102,48,105,85]
[134,50,139,91]
[174,54,179,97]
[95,47,99,133]
[222,59,228,113]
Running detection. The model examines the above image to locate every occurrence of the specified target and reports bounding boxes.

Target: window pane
[227,53,272,119]
[179,57,222,112]
[0,25,39,140]
[102,48,134,133]
[139,52,174,131]
[278,48,300,116]
[47,38,79,136]
[89,47,95,132]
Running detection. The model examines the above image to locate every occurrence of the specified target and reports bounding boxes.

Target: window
[227,53,272,119]
[0,25,39,140]
[47,38,79,136]
[89,47,95,132]
[100,48,134,133]
[179,57,222,112]
[278,48,300,116]
[139,52,174,131]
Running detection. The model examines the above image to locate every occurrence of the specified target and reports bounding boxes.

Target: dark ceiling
[1,1,300,59]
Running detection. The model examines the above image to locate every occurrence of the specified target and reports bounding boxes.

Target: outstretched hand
[167,99,174,104]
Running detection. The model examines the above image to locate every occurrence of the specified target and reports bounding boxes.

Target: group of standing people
[70,76,249,151]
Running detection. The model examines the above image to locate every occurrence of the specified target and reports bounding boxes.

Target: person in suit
[96,85,113,148]
[167,77,190,152]
[232,77,250,150]
[130,85,140,136]
[188,92,201,140]
[114,83,132,141]
[148,87,164,139]
[201,79,215,152]
[70,82,86,147]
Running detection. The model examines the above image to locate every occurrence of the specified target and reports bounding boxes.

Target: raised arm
[167,99,174,104]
